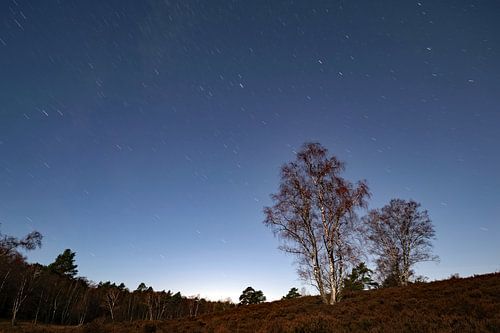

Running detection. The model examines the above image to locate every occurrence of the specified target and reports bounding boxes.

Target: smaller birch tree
[364,199,438,286]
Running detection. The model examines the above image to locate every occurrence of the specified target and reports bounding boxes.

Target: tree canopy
[0,226,42,258]
[264,142,370,304]
[48,249,78,277]
[282,287,301,300]
[364,199,438,286]
[239,287,266,305]
[343,262,378,291]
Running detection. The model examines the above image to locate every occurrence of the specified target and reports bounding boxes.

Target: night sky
[1,0,499,301]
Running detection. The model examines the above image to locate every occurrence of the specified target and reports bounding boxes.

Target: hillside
[2,273,499,333]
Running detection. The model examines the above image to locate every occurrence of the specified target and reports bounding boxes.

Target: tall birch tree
[264,142,369,304]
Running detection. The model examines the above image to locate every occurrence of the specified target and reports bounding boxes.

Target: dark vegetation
[1,273,499,332]
[281,288,301,300]
[238,287,266,305]
[0,230,234,328]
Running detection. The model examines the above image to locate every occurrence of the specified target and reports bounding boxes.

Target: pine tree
[48,249,78,278]
[239,287,266,305]
[282,287,301,300]
[343,262,378,291]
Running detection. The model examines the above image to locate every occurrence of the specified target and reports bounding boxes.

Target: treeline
[0,232,234,326]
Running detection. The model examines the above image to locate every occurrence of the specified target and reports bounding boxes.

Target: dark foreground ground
[2,273,500,333]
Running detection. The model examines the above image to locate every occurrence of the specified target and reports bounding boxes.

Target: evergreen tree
[343,262,378,291]
[136,282,148,292]
[239,287,266,305]
[282,287,301,300]
[48,249,78,277]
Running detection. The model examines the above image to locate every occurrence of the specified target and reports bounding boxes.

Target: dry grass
[2,273,499,333]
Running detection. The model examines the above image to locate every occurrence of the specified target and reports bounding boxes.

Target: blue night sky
[1,1,499,301]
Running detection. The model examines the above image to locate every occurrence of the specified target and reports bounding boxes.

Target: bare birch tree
[264,142,370,304]
[364,199,438,286]
[105,287,121,322]
[11,265,41,326]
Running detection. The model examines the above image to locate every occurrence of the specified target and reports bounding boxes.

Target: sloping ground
[156,273,500,333]
[2,273,499,333]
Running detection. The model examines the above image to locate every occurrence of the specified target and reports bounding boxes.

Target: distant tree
[282,287,301,300]
[264,142,370,304]
[413,275,429,283]
[48,249,78,278]
[238,287,266,305]
[343,262,378,291]
[1,251,236,326]
[98,281,126,321]
[364,199,438,286]
[0,225,43,257]
[136,282,148,292]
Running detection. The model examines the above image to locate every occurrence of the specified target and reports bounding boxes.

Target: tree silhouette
[282,287,301,300]
[343,262,378,291]
[0,225,42,258]
[48,249,78,278]
[364,199,438,286]
[239,287,266,305]
[136,282,148,292]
